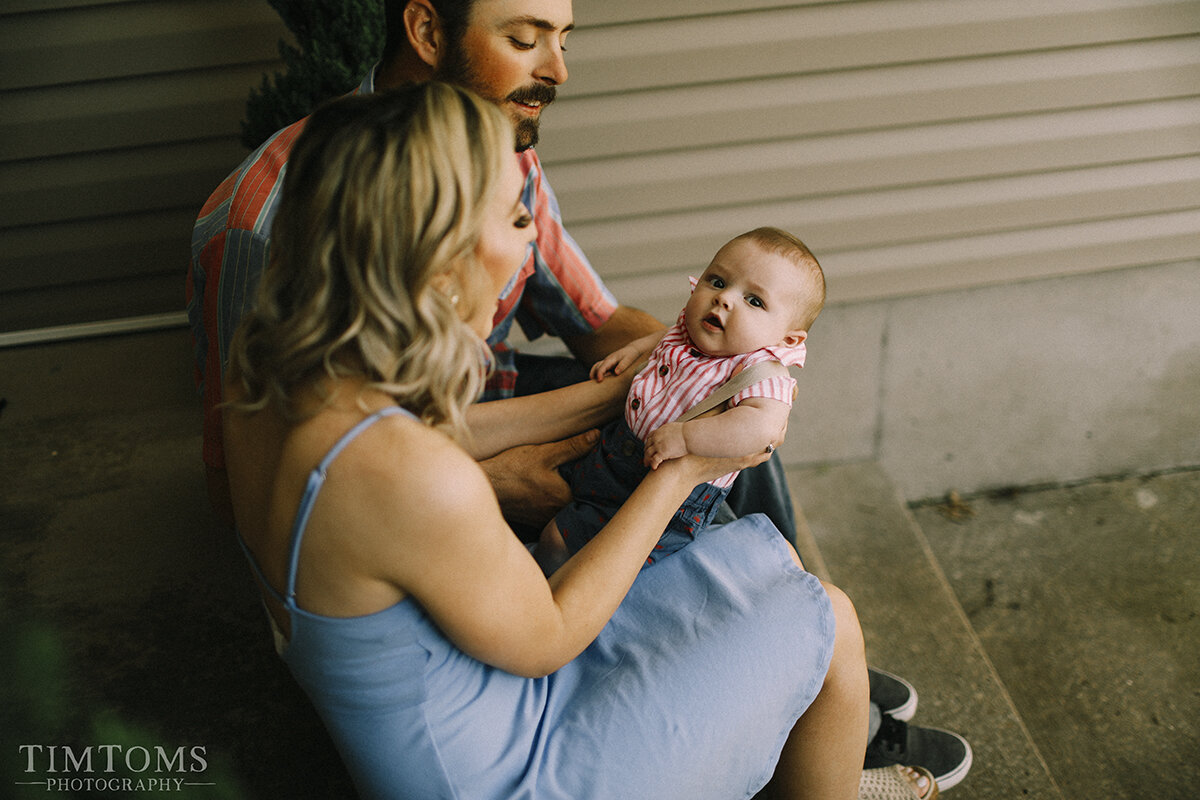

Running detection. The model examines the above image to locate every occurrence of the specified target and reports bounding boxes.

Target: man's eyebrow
[504,15,575,33]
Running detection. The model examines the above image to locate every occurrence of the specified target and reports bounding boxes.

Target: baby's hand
[590,345,641,382]
[643,422,688,470]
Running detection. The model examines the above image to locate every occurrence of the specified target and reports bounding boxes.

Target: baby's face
[684,238,810,358]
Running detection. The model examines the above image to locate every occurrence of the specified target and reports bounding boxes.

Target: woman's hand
[654,442,774,488]
[645,397,790,474]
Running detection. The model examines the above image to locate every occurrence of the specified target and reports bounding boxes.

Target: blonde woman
[222,83,934,800]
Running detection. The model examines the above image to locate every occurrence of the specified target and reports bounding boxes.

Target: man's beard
[435,43,555,151]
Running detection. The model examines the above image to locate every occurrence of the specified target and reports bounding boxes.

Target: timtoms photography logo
[15,744,212,793]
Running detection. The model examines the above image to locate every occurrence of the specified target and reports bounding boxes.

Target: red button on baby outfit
[631,398,641,411]
[658,365,669,377]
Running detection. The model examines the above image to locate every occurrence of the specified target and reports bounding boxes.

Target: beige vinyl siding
[539,0,1200,322]
[1,0,1198,334]
[0,1,288,333]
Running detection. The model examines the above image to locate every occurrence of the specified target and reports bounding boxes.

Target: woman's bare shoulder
[370,413,486,487]
[325,411,500,530]
[299,409,508,596]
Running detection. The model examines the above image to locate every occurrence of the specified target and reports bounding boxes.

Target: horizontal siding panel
[825,209,1200,302]
[1,275,185,336]
[541,37,1200,162]
[0,1,284,91]
[566,0,1200,97]
[0,210,192,294]
[2,1,135,14]
[601,210,1200,323]
[549,97,1200,222]
[0,65,277,162]
[0,140,248,229]
[578,1,829,28]
[566,155,1200,279]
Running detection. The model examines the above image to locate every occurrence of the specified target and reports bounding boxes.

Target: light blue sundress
[239,406,836,800]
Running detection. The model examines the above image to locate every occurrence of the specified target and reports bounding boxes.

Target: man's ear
[782,329,808,348]
[404,0,445,69]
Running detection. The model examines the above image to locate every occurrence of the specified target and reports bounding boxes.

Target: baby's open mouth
[703,314,724,331]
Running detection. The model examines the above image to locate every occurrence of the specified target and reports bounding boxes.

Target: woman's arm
[463,367,634,461]
[379,426,769,678]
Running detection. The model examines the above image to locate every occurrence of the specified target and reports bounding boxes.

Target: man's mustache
[508,84,557,107]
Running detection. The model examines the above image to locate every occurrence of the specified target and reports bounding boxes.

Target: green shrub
[241,0,385,150]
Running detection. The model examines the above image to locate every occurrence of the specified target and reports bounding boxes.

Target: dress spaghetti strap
[282,405,413,609]
[233,405,415,610]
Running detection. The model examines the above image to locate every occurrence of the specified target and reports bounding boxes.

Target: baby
[536,226,825,572]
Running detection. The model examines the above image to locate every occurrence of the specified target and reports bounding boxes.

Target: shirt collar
[358,63,379,95]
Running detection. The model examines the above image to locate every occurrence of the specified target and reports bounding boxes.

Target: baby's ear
[782,329,807,348]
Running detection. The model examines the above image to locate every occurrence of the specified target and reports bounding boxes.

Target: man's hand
[479,429,600,529]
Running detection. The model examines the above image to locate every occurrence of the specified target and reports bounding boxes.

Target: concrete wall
[783,259,1200,500]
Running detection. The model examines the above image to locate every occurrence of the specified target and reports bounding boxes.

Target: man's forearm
[561,305,665,366]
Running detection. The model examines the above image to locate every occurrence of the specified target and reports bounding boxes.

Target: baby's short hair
[733,227,825,331]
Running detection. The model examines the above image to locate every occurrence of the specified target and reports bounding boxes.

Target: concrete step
[787,461,1064,799]
[910,468,1200,800]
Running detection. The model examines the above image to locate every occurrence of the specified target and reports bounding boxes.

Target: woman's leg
[759,578,870,799]
[758,557,933,799]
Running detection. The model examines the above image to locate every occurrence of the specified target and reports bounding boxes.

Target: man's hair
[226,82,513,441]
[384,1,475,63]
[734,226,826,331]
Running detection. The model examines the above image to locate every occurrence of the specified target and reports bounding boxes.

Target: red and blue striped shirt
[186,68,617,468]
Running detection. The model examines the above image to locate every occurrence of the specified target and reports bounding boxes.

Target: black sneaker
[865,713,973,791]
[869,667,917,721]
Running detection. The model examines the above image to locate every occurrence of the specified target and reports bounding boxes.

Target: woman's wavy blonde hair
[226,82,514,439]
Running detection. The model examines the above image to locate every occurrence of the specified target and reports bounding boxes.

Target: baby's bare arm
[643,397,789,469]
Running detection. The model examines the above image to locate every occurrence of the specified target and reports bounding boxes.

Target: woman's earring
[450,294,460,307]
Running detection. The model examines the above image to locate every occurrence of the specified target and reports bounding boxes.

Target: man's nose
[537,43,568,86]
